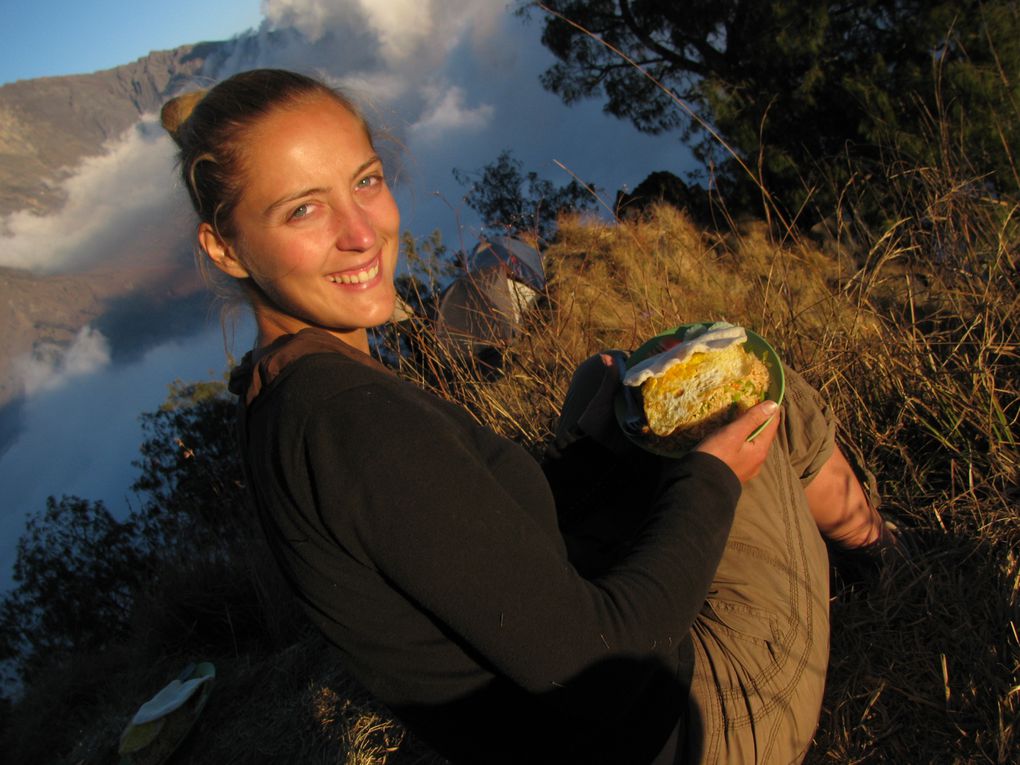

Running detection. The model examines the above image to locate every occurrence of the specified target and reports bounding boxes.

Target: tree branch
[617,0,711,76]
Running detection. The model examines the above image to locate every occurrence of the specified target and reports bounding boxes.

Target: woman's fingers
[692,400,780,484]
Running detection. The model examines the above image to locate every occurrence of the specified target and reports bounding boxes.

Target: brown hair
[161,68,371,241]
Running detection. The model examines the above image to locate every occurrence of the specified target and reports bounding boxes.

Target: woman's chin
[369,286,398,325]
[347,292,398,331]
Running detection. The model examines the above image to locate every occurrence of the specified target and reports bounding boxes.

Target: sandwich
[623,322,770,447]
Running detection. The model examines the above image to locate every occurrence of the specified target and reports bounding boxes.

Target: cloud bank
[13,325,111,396]
[409,86,495,145]
[0,118,187,274]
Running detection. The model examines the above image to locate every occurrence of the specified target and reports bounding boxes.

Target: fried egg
[625,323,771,444]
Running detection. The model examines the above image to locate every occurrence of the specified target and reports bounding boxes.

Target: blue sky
[0,0,263,85]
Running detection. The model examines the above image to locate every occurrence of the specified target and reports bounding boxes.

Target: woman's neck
[253,310,370,356]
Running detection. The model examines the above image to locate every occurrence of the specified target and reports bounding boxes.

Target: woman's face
[204,95,400,351]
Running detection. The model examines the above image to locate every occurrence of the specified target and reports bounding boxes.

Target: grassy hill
[1,185,1016,762]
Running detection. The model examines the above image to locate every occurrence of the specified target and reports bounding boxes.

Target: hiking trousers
[681,381,832,764]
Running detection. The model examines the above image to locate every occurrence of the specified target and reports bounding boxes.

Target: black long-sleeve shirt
[230,328,741,763]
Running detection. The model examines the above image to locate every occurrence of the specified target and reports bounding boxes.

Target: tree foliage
[527,1,1020,220]
[131,378,248,552]
[454,149,600,239]
[0,376,247,695]
[0,496,145,687]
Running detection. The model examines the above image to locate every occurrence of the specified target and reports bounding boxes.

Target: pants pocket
[696,598,785,702]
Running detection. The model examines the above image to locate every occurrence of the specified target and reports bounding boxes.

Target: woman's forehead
[238,97,374,170]
[230,97,378,213]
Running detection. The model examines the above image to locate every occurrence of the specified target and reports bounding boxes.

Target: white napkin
[130,674,212,725]
[623,322,747,387]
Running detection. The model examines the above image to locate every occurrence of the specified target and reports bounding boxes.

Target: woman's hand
[692,400,780,484]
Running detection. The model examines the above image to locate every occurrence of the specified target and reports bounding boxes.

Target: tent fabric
[434,237,546,360]
[435,266,517,355]
[466,236,545,292]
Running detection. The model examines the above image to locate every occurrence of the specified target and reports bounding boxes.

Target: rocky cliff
[0,44,223,220]
[0,44,227,410]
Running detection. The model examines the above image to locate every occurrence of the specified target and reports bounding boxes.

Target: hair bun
[160,90,207,142]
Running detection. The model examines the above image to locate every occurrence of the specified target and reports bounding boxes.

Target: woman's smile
[326,255,382,286]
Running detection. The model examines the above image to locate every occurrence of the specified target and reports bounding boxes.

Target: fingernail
[761,400,779,415]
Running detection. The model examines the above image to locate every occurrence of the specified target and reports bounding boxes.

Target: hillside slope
[0,45,220,220]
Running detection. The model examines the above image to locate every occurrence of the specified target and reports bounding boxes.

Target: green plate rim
[615,322,785,456]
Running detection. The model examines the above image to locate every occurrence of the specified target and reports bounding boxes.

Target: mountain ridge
[0,44,221,220]
[0,43,233,413]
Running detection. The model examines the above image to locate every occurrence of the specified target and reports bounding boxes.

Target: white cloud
[261,0,505,69]
[260,0,367,44]
[408,86,494,144]
[354,0,433,63]
[0,118,187,273]
[14,326,111,397]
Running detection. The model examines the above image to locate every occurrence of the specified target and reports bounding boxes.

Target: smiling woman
[162,72,399,353]
[159,69,891,765]
[197,98,400,352]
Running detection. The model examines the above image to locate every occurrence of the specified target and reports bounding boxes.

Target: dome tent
[434,236,546,368]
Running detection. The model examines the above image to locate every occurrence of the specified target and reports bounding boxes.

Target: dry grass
[3,176,1017,764]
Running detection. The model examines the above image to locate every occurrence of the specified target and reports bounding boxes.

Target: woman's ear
[198,222,250,279]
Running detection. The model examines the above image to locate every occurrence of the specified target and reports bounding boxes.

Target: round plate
[614,323,785,456]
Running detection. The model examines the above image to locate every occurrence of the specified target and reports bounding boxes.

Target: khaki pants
[685,404,832,764]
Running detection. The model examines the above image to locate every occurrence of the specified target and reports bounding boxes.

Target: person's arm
[548,350,780,573]
[301,377,754,693]
[803,443,886,548]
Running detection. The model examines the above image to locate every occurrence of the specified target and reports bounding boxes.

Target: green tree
[526,1,1020,221]
[454,149,601,239]
[0,376,248,695]
[0,496,145,686]
[131,378,248,553]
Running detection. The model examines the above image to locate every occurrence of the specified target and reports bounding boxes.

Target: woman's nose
[333,203,376,252]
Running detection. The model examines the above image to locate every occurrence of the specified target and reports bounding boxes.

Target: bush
[0,496,145,690]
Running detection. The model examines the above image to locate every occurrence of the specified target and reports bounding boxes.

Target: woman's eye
[357,174,383,190]
[289,204,310,220]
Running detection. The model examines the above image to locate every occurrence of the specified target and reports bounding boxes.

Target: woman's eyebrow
[264,187,330,216]
[263,156,383,216]
[355,155,383,178]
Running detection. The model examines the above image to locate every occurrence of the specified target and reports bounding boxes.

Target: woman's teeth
[328,262,379,284]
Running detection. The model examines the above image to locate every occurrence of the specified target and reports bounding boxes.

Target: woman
[161,69,890,764]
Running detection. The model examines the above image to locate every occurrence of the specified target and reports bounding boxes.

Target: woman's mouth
[326,257,380,285]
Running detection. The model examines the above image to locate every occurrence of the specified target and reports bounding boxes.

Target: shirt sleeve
[781,364,836,487]
[299,380,740,695]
